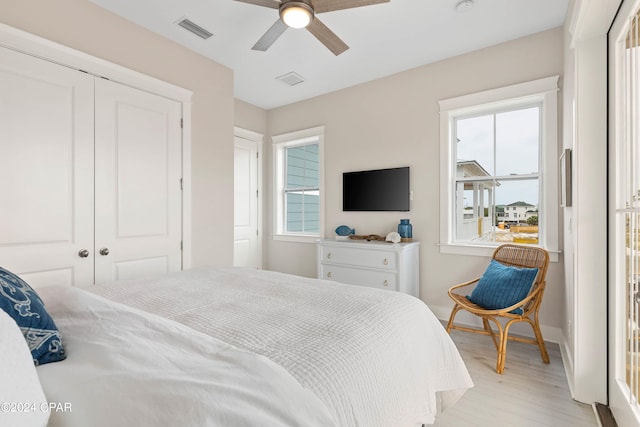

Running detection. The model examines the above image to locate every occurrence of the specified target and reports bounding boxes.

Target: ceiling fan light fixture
[280,2,314,29]
[455,0,474,12]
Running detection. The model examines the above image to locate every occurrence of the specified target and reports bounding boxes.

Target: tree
[527,216,538,226]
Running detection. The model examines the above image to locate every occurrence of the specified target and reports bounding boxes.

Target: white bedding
[85,267,473,426]
[36,286,336,427]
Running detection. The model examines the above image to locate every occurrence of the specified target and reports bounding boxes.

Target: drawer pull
[327,272,332,278]
[383,280,389,286]
[383,258,389,265]
[327,252,332,259]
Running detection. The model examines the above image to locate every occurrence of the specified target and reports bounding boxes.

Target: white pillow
[0,309,50,427]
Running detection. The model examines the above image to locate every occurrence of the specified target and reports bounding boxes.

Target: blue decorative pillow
[467,259,539,314]
[0,266,66,365]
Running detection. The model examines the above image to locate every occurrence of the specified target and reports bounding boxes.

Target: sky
[456,106,540,207]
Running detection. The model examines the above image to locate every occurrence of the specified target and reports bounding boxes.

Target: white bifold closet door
[0,46,182,288]
[94,78,182,283]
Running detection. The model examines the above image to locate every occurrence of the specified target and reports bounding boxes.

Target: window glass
[273,127,324,241]
[454,105,540,245]
[285,143,319,234]
[495,107,540,175]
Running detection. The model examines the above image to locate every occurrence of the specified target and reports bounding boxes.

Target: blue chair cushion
[467,259,539,314]
[0,266,66,365]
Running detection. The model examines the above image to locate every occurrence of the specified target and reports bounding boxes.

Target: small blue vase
[398,219,412,241]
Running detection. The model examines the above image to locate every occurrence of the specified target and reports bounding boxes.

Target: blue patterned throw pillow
[0,266,66,365]
[468,259,539,314]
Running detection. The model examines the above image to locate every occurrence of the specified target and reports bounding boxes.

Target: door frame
[0,23,193,269]
[234,127,264,268]
[609,0,640,424]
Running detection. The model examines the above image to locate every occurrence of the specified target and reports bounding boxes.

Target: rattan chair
[446,244,550,374]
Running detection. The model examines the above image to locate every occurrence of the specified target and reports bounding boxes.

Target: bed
[5,266,473,426]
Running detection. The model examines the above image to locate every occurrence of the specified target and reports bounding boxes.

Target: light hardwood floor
[434,326,598,427]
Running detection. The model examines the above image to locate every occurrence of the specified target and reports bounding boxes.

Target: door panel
[115,102,170,237]
[0,47,94,288]
[113,257,169,281]
[94,79,182,284]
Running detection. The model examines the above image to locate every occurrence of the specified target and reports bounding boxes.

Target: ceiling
[88,0,569,110]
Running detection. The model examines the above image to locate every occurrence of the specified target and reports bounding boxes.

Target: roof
[507,201,535,207]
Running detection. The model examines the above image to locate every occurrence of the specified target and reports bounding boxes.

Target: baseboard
[429,304,563,344]
[559,335,576,399]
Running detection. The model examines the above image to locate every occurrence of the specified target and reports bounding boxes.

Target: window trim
[438,76,559,262]
[272,126,325,243]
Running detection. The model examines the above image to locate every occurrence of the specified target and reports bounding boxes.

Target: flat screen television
[343,167,410,212]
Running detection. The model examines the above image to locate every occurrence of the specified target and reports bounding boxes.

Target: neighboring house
[500,201,537,224]
[456,160,497,241]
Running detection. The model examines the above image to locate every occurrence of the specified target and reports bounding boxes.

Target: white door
[94,78,183,283]
[0,47,95,288]
[234,136,260,268]
[609,1,640,424]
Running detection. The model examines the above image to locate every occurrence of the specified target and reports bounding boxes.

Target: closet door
[234,136,260,268]
[0,47,94,288]
[94,79,182,283]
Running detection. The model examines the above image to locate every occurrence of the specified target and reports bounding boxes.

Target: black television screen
[343,167,410,212]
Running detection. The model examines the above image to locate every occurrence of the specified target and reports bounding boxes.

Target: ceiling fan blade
[252,19,288,51]
[306,18,349,56]
[314,0,389,13]
[233,0,280,9]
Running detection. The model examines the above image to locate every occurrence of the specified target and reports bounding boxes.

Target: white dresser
[317,239,420,298]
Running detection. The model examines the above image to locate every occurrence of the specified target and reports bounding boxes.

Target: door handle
[99,248,110,256]
[78,249,90,258]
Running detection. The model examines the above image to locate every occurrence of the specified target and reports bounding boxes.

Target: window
[272,126,324,242]
[438,77,559,261]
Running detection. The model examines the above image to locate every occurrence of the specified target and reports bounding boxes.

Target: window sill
[272,234,320,244]
[439,243,560,263]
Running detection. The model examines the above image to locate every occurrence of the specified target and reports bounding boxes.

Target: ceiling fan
[234,0,389,56]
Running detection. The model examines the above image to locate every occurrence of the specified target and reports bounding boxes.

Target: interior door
[234,136,260,268]
[609,1,640,424]
[94,78,183,283]
[0,46,95,288]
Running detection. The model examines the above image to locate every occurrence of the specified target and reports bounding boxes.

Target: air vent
[176,17,213,40]
[276,72,305,86]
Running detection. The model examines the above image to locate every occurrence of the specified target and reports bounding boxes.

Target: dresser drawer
[320,264,398,291]
[321,246,397,270]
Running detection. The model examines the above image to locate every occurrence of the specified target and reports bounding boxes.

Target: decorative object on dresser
[385,231,401,243]
[348,234,386,241]
[397,218,413,241]
[335,225,355,237]
[317,239,420,297]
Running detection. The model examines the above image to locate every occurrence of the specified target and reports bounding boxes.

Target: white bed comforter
[36,286,336,427]
[87,267,473,426]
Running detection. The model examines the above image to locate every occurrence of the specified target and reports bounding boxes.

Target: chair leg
[483,318,500,352]
[487,317,506,374]
[498,319,529,374]
[446,304,461,333]
[531,313,550,364]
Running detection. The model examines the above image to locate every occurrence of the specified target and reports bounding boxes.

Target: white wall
[235,99,268,133]
[265,28,566,339]
[0,0,236,268]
